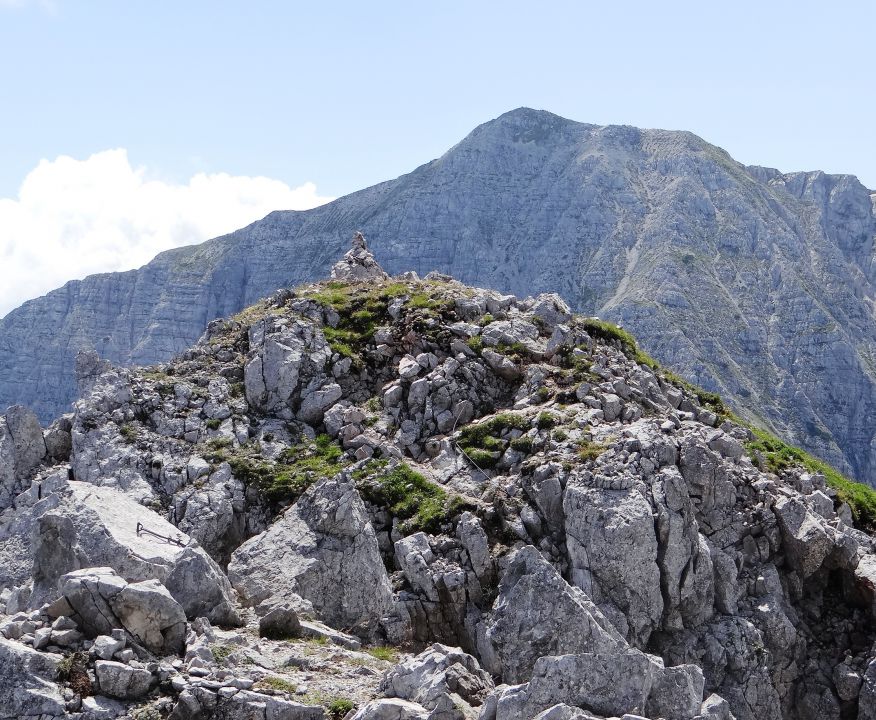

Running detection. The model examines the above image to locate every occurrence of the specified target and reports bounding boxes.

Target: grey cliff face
[2,108,876,485]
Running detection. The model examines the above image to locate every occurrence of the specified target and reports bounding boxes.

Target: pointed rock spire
[330,231,389,282]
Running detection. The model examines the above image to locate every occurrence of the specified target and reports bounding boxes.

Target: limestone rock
[772,495,832,578]
[28,481,238,625]
[481,545,624,682]
[380,643,493,714]
[0,405,47,510]
[493,651,657,720]
[859,658,876,720]
[331,232,390,282]
[243,316,337,422]
[94,659,155,699]
[350,699,429,720]
[645,662,705,720]
[169,686,325,720]
[59,567,187,655]
[0,636,65,718]
[564,481,662,644]
[228,477,393,633]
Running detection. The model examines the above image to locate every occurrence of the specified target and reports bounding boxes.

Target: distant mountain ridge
[2,108,875,483]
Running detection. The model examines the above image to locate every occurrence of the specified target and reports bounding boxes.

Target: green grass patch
[582,318,659,370]
[205,418,222,430]
[577,439,607,462]
[459,413,528,444]
[256,675,297,693]
[457,413,531,468]
[300,280,412,361]
[536,412,558,430]
[358,464,466,533]
[467,336,484,353]
[495,341,529,361]
[465,448,501,468]
[327,698,356,719]
[210,644,234,663]
[745,427,876,531]
[509,436,534,453]
[366,646,398,662]
[219,434,346,503]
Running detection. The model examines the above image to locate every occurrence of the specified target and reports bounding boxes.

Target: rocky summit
[2,108,876,490]
[2,241,876,720]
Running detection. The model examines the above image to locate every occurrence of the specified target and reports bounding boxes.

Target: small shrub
[119,424,138,443]
[509,436,534,453]
[496,341,529,360]
[328,698,356,719]
[365,396,381,412]
[211,644,234,663]
[466,336,484,353]
[205,418,222,430]
[536,412,558,430]
[57,651,92,697]
[553,429,568,442]
[465,448,501,468]
[577,439,607,462]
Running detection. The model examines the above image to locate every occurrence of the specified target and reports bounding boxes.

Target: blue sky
[0,0,874,314]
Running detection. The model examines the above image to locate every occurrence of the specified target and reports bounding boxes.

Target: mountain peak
[1,109,876,494]
[2,257,875,720]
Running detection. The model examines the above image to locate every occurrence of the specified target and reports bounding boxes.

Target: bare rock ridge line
[2,108,876,488]
[1,240,876,719]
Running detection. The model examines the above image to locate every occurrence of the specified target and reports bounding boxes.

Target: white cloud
[0,149,333,318]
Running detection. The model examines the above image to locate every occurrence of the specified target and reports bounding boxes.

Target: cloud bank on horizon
[0,149,333,318]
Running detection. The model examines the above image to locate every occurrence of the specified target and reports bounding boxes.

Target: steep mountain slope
[2,108,875,486]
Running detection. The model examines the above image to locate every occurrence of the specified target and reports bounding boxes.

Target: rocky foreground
[1,241,876,720]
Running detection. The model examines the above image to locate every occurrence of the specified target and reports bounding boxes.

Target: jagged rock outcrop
[228,476,394,634]
[332,232,391,282]
[0,405,47,511]
[0,249,874,720]
[480,545,624,683]
[2,109,876,493]
[380,643,493,718]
